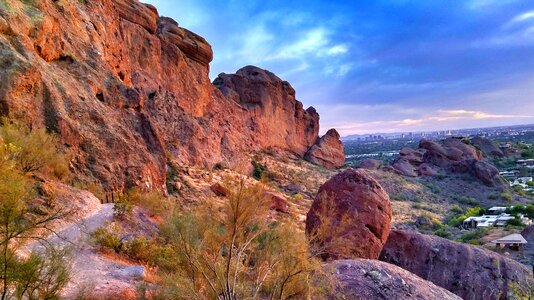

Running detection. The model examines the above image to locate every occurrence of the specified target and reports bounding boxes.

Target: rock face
[305,169,392,260]
[392,138,507,187]
[0,0,342,192]
[358,159,382,170]
[380,230,534,300]
[326,259,462,300]
[213,66,320,157]
[304,129,345,169]
[472,136,504,157]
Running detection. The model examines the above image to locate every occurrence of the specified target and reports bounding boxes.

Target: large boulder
[306,169,392,260]
[358,159,382,170]
[380,230,534,300]
[392,158,417,177]
[472,136,504,157]
[325,259,462,300]
[304,129,345,169]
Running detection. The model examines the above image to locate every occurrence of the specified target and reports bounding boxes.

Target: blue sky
[145,0,534,136]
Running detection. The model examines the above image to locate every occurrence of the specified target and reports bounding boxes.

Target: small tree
[0,121,71,299]
[157,179,330,299]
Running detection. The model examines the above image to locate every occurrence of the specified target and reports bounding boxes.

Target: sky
[145,0,534,136]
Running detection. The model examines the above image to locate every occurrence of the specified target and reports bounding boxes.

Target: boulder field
[392,138,507,187]
[0,0,343,192]
[306,168,533,299]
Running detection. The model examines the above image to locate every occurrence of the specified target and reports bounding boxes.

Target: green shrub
[501,193,513,202]
[251,159,268,180]
[0,119,69,179]
[434,229,451,239]
[113,194,134,219]
[447,206,483,227]
[92,225,123,253]
[507,218,525,227]
[459,196,478,205]
[458,229,487,244]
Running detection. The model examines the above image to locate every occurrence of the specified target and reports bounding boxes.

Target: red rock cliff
[0,0,343,191]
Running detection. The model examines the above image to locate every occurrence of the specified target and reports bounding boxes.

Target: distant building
[491,233,528,252]
[463,214,515,229]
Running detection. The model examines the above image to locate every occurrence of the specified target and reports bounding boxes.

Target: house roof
[491,234,528,244]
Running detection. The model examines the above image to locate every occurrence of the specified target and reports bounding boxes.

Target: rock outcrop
[0,0,343,192]
[306,169,392,260]
[392,138,507,187]
[326,259,462,300]
[304,129,345,169]
[472,136,504,158]
[380,230,534,300]
[358,159,382,170]
[213,66,320,157]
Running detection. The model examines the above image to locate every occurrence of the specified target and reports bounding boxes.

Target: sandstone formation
[472,136,504,157]
[358,159,382,170]
[0,0,343,192]
[306,169,392,260]
[380,230,534,300]
[392,138,507,187]
[304,129,345,169]
[326,259,462,300]
[213,66,320,157]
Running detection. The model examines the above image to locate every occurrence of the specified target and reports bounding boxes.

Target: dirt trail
[23,203,144,299]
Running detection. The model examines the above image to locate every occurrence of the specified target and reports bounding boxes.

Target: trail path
[23,203,144,299]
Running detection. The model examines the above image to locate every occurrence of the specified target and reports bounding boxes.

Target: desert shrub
[512,185,527,196]
[434,229,451,239]
[506,218,525,227]
[447,206,483,227]
[0,135,71,299]
[458,228,488,244]
[0,119,69,179]
[92,225,123,253]
[213,162,227,170]
[458,196,478,205]
[113,193,134,219]
[251,159,268,180]
[155,179,331,299]
[126,188,172,218]
[501,193,513,202]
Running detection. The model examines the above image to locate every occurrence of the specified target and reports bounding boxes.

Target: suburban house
[462,211,531,229]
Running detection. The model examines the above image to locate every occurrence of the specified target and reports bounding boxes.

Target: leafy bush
[434,229,451,239]
[92,225,123,253]
[447,206,483,227]
[501,193,513,202]
[458,196,478,205]
[0,121,71,299]
[251,160,267,180]
[0,119,69,179]
[507,218,526,227]
[113,194,134,219]
[155,179,331,299]
[457,229,488,245]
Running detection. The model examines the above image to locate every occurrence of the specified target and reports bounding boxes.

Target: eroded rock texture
[0,0,343,192]
[325,259,462,300]
[391,138,507,187]
[380,230,534,300]
[306,169,392,260]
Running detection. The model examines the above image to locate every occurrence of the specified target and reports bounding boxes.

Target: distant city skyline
[145,0,534,135]
[343,123,534,139]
